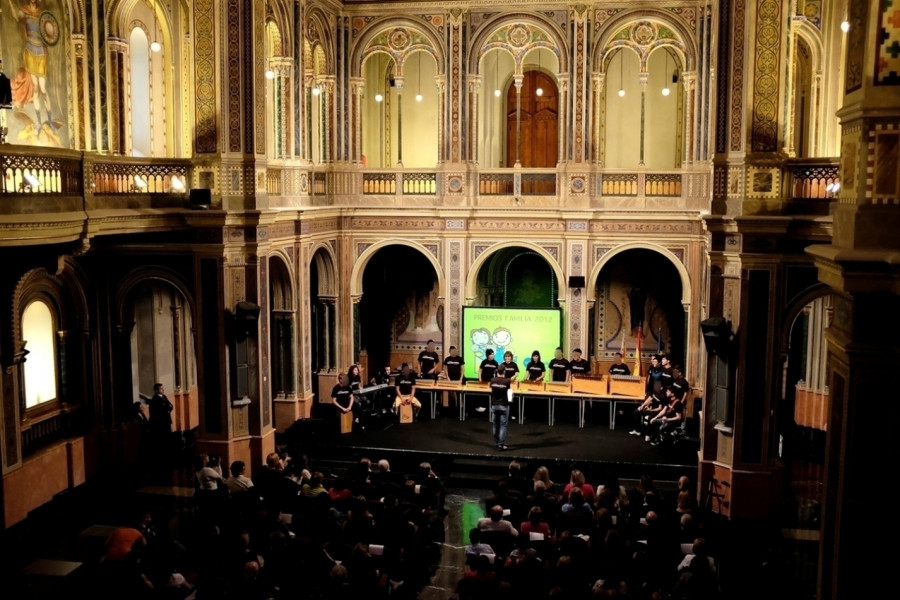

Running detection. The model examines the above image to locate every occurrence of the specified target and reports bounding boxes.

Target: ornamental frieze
[469,220,565,231]
[590,221,699,234]
[350,218,442,229]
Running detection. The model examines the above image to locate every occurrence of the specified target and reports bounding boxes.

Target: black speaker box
[189,188,211,208]
[568,275,586,288]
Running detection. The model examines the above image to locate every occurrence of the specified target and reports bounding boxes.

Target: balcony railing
[785,158,839,200]
[1,146,82,194]
[90,156,191,194]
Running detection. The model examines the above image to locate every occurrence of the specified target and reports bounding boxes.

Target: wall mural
[875,0,900,86]
[1,0,69,147]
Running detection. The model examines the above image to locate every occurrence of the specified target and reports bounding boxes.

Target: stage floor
[291,401,698,483]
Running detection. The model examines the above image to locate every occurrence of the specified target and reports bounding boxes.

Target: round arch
[465,241,564,304]
[468,14,568,74]
[351,18,446,76]
[778,283,832,351]
[115,266,196,331]
[309,243,338,298]
[268,252,296,311]
[350,240,445,298]
[306,7,336,73]
[586,242,692,306]
[592,10,698,72]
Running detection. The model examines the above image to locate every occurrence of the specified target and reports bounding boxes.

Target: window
[23,300,58,408]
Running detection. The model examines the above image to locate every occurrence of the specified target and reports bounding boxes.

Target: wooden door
[506,71,558,169]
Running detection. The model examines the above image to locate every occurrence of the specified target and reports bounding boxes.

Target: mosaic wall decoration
[875,0,900,85]
[715,0,731,154]
[227,0,242,153]
[194,0,217,153]
[845,0,868,93]
[449,241,461,346]
[799,0,822,29]
[594,8,624,31]
[0,0,70,147]
[731,0,746,152]
[870,123,900,202]
[751,0,781,152]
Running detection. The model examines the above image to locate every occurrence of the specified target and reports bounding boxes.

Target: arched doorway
[269,257,295,410]
[309,247,337,404]
[591,249,685,369]
[358,245,442,374]
[475,247,559,308]
[507,70,558,169]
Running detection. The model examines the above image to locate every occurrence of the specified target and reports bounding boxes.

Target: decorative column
[513,74,523,167]
[682,72,697,166]
[467,76,481,165]
[350,78,364,163]
[107,39,128,155]
[638,71,648,166]
[435,75,447,164]
[322,76,336,163]
[569,4,590,163]
[394,76,404,166]
[591,72,604,165]
[447,9,466,163]
[557,74,569,165]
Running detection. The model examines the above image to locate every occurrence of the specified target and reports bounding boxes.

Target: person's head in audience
[534,465,553,488]
[378,458,391,473]
[527,506,544,526]
[570,469,586,488]
[593,507,613,531]
[420,461,434,477]
[567,487,585,507]
[533,480,547,495]
[309,472,324,488]
[469,528,482,545]
[230,460,246,478]
[645,510,658,525]
[678,475,691,492]
[266,452,284,471]
[489,504,505,521]
[338,372,349,387]
[508,461,522,476]
[358,457,371,472]
[596,487,616,511]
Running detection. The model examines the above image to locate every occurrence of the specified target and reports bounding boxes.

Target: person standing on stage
[569,348,591,378]
[608,352,632,376]
[442,345,465,409]
[418,339,440,380]
[331,373,355,417]
[148,383,174,480]
[475,348,499,413]
[490,372,513,451]
[347,364,362,391]
[526,350,545,382]
[548,347,570,382]
[500,350,520,381]
[660,354,675,389]
[645,355,664,398]
[393,363,421,418]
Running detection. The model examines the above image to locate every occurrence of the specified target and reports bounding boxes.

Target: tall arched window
[23,299,58,408]
[130,27,152,157]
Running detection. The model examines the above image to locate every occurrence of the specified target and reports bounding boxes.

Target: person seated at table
[392,363,421,418]
[346,364,363,391]
[569,348,591,377]
[548,347,570,383]
[608,352,631,376]
[525,350,546,382]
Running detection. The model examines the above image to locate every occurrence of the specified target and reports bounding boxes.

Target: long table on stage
[416,376,647,429]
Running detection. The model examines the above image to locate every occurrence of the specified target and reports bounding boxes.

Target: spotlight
[23,172,41,190]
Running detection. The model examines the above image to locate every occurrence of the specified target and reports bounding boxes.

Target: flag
[657,327,662,354]
[634,326,643,376]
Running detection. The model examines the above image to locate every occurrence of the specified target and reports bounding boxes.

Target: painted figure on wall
[3,0,67,146]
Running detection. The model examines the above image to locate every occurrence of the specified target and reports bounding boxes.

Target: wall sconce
[825,181,841,197]
[133,175,148,192]
[22,172,41,192]
[311,82,321,96]
[169,175,186,193]
[265,65,276,80]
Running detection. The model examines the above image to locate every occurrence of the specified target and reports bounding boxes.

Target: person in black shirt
[475,349,500,413]
[645,355,664,398]
[332,374,355,424]
[442,346,465,409]
[393,363,421,417]
[418,339,440,380]
[569,348,591,377]
[660,354,675,389]
[526,350,546,381]
[548,347,570,382]
[347,364,362,391]
[500,350,520,380]
[608,352,631,376]
[490,374,513,450]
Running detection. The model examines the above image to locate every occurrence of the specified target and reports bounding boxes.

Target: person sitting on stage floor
[647,387,685,445]
[526,350,546,382]
[630,385,667,438]
[549,347,570,383]
[392,363,421,419]
[608,352,631,376]
[418,339,440,380]
[569,348,591,377]
[475,349,500,413]
[671,365,690,401]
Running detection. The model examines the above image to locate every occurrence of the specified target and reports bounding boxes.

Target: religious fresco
[1,0,69,147]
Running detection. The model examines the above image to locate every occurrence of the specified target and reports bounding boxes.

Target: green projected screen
[461,307,563,379]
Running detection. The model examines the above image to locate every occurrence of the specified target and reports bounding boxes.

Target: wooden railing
[785,158,840,200]
[89,156,191,194]
[1,146,83,194]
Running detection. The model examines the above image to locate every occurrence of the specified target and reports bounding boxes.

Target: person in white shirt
[225,460,255,493]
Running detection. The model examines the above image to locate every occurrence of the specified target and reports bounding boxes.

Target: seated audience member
[477,504,520,537]
[503,460,532,497]
[520,506,555,546]
[608,352,632,376]
[301,471,328,497]
[562,469,596,505]
[560,487,594,518]
[103,523,146,563]
[464,528,496,563]
[532,465,557,494]
[456,553,499,600]
[225,460,254,494]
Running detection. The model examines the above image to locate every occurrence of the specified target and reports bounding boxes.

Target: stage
[285,400,699,486]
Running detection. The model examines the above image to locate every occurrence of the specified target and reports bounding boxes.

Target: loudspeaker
[235,301,261,322]
[189,188,211,208]
[700,317,731,355]
[0,73,11,107]
[568,276,585,288]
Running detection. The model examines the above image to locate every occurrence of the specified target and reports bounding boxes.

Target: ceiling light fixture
[661,50,671,96]
[415,56,423,102]
[535,49,544,97]
[494,51,501,97]
[617,51,626,98]
[150,1,161,52]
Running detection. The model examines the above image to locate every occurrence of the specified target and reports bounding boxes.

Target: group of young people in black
[630,354,691,446]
